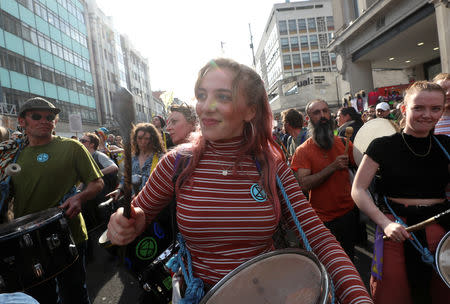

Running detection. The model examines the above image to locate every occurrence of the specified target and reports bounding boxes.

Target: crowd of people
[0,60,448,304]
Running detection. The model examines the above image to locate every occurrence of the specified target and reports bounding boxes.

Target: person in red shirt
[107,59,372,304]
[291,99,357,260]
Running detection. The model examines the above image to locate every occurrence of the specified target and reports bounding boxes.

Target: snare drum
[99,200,176,280]
[137,244,177,304]
[0,208,78,292]
[200,248,331,304]
[98,217,174,279]
[436,230,450,288]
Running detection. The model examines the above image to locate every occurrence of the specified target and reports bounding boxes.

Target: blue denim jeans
[26,241,91,304]
[0,292,40,303]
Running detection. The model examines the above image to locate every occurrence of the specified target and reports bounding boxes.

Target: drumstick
[344,127,353,154]
[383,208,450,240]
[111,88,135,219]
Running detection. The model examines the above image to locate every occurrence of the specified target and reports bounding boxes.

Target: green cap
[19,97,61,116]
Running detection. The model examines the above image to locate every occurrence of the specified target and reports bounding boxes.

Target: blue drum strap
[254,158,336,304]
[383,196,436,268]
[433,135,450,161]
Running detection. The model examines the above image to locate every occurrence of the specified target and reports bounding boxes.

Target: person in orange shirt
[291,99,357,260]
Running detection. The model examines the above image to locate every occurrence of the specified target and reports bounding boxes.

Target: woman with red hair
[107,58,372,303]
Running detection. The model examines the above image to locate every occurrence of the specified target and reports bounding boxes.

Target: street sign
[69,113,83,133]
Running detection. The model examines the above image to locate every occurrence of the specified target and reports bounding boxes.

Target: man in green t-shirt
[10,97,103,304]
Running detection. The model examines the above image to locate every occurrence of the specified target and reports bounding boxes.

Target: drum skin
[0,208,78,292]
[436,231,450,288]
[200,248,330,304]
[352,118,398,166]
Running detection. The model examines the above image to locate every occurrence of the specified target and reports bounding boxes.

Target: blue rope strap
[433,135,450,161]
[275,175,335,304]
[166,233,204,304]
[383,196,435,267]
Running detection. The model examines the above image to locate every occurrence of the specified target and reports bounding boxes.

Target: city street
[86,223,374,303]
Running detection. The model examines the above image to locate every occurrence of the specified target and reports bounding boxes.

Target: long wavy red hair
[175,58,284,221]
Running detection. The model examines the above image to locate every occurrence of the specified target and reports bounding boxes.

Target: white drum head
[200,249,329,304]
[436,231,450,288]
[353,118,398,166]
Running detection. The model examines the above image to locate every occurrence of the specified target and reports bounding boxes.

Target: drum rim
[435,230,450,288]
[0,207,63,240]
[200,248,330,304]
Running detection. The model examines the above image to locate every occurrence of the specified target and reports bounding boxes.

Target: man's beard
[308,117,334,150]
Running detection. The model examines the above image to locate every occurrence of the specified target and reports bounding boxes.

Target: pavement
[86,222,375,303]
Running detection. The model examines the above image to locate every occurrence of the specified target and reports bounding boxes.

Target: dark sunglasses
[79,139,89,143]
[30,113,56,121]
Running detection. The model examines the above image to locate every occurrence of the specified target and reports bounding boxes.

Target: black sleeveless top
[365,133,449,199]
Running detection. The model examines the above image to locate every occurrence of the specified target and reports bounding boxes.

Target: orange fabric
[291,136,355,222]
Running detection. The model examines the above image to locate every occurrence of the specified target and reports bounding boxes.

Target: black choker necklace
[401,132,432,157]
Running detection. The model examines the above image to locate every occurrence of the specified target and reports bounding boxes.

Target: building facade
[86,0,153,128]
[120,34,153,123]
[328,0,450,94]
[0,0,98,135]
[255,0,339,113]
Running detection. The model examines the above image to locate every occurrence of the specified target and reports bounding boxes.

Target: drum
[137,244,177,304]
[0,208,78,292]
[353,118,399,166]
[435,230,450,288]
[199,248,331,304]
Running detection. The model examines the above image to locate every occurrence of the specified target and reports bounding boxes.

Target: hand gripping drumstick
[383,208,450,240]
[344,126,353,154]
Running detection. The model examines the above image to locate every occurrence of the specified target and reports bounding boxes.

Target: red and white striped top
[133,138,372,303]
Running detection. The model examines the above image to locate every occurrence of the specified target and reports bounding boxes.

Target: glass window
[317,17,326,32]
[300,35,309,49]
[7,53,24,73]
[22,24,32,42]
[290,37,299,51]
[292,54,301,69]
[298,19,307,32]
[307,18,316,32]
[319,34,328,48]
[309,35,318,49]
[327,16,334,31]
[288,19,297,34]
[55,73,65,87]
[330,52,336,65]
[0,49,7,68]
[41,67,54,83]
[25,60,41,79]
[45,37,52,53]
[281,38,289,52]
[312,52,320,66]
[321,51,330,66]
[302,53,311,67]
[283,55,292,70]
[278,20,287,35]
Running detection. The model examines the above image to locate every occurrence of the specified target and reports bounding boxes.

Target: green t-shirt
[11,136,102,243]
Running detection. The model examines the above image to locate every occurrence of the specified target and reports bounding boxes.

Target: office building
[0,0,98,135]
[255,0,340,113]
[328,0,450,94]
